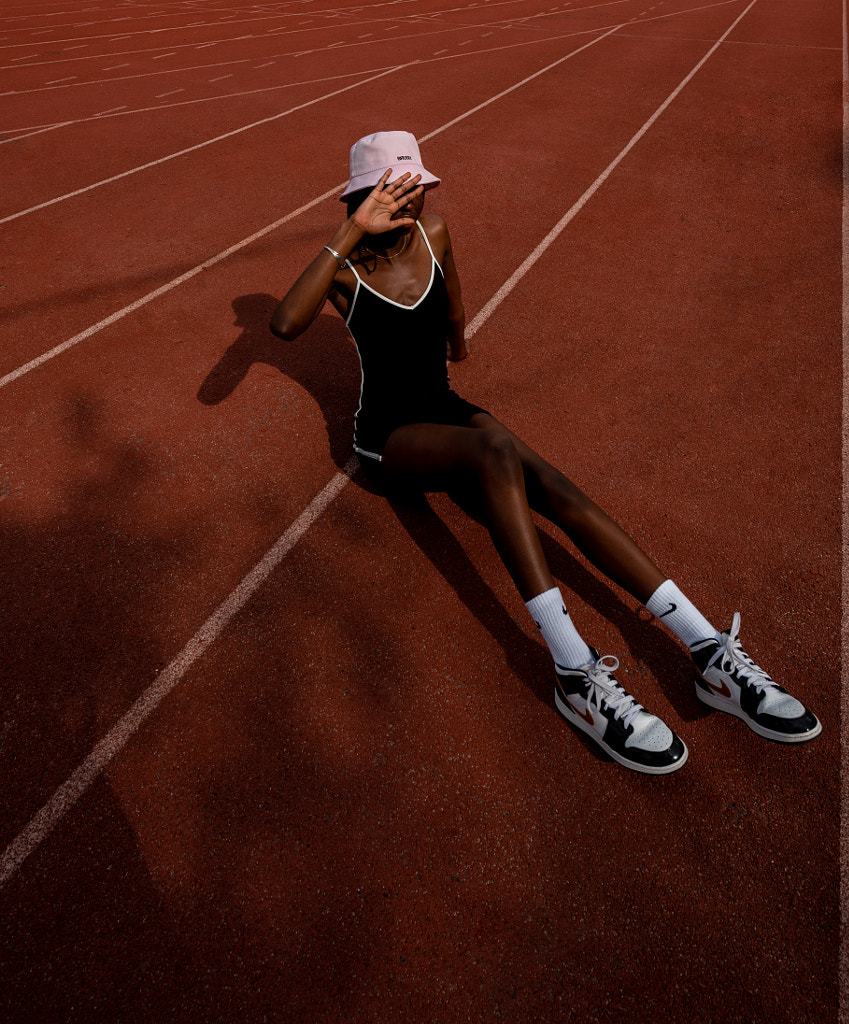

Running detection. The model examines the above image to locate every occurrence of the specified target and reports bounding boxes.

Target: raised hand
[351,168,424,235]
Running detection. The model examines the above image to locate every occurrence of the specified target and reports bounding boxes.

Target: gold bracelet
[323,245,346,269]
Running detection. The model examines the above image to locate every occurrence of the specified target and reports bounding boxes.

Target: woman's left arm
[424,215,469,362]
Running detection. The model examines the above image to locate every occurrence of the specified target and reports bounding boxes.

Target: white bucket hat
[340,130,440,200]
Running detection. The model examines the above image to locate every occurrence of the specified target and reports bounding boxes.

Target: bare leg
[464,414,666,605]
[381,422,554,601]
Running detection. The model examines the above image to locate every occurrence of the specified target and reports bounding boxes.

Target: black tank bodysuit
[345,221,485,462]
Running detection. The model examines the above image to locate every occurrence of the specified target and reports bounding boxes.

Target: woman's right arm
[270,169,424,340]
[269,218,364,340]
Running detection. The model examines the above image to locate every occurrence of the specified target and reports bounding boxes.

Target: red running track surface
[0,0,841,1020]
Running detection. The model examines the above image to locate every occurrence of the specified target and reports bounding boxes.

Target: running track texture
[0,0,841,1020]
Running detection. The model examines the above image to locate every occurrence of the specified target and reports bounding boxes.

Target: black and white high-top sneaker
[690,613,821,743]
[554,649,688,775]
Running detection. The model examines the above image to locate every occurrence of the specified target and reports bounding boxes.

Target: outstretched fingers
[380,171,422,204]
[354,170,424,234]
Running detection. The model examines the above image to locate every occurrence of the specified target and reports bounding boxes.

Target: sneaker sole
[694,675,823,743]
[554,689,688,775]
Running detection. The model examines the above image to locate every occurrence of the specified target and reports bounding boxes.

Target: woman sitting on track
[270,130,820,774]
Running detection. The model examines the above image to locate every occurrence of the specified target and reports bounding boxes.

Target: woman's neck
[359,225,412,262]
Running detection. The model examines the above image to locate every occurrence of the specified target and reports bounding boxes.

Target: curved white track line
[0,61,409,225]
[0,23,620,392]
[0,0,758,889]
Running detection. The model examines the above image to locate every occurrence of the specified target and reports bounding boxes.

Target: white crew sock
[645,580,721,648]
[525,586,594,670]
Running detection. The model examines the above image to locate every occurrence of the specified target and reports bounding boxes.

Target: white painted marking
[0,2,764,891]
[0,24,625,371]
[419,23,621,144]
[152,50,175,57]
[0,0,733,73]
[155,88,182,96]
[100,62,130,68]
[0,458,359,890]
[94,104,127,115]
[208,73,232,80]
[10,54,38,60]
[0,0,748,340]
[0,181,342,392]
[842,0,848,1018]
[45,75,76,82]
[3,120,75,141]
[0,9,316,47]
[253,60,275,66]
[0,63,409,225]
[469,0,759,334]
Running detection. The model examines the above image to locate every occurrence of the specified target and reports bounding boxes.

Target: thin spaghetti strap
[416,220,437,265]
[344,258,362,325]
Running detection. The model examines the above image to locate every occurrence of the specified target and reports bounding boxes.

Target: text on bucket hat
[339,131,440,200]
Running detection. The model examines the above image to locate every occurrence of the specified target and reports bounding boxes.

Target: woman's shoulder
[420,212,448,235]
[419,213,450,257]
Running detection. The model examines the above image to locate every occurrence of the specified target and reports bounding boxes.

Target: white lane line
[468,0,759,336]
[0,25,620,382]
[5,120,76,141]
[0,182,344,391]
[0,0,759,890]
[0,62,409,225]
[0,0,731,73]
[0,9,313,48]
[2,4,656,155]
[0,457,359,891]
[0,2,724,366]
[842,0,848,1018]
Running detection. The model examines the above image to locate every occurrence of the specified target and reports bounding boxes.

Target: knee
[535,463,596,521]
[471,430,522,480]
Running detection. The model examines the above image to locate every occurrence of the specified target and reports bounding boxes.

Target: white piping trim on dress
[345,222,439,462]
[344,262,368,451]
[353,444,382,462]
[345,221,438,312]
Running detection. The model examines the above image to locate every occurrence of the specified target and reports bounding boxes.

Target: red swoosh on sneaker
[704,675,732,698]
[563,696,594,725]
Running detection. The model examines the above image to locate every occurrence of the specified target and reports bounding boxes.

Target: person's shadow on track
[199,293,702,746]
[197,293,361,470]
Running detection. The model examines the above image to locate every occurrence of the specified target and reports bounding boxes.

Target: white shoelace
[712,612,777,692]
[585,655,645,730]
